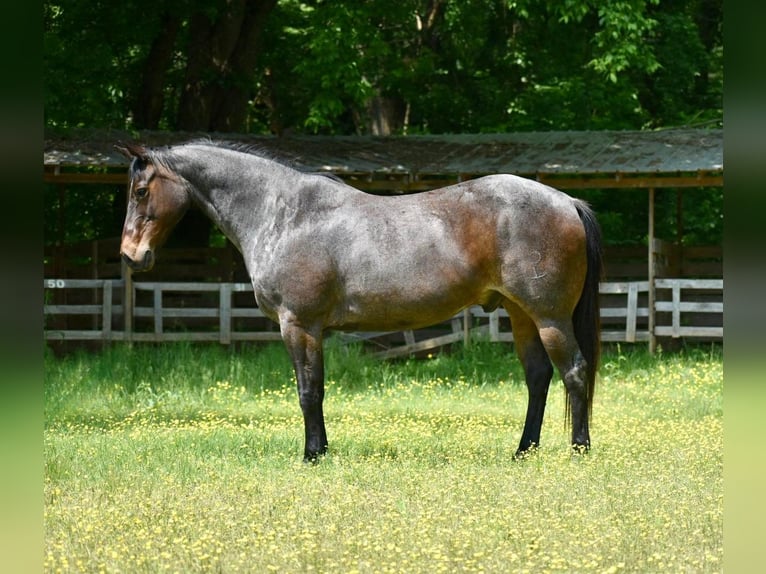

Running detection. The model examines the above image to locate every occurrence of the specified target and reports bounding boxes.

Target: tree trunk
[176,0,276,133]
[210,0,277,131]
[176,0,246,131]
[417,0,445,52]
[356,1,445,135]
[132,12,181,129]
[363,95,405,135]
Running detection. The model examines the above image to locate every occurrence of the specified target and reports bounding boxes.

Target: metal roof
[44,128,723,189]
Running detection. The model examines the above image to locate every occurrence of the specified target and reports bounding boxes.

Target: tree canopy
[44,0,722,135]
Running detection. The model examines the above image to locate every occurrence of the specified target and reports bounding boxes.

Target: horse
[116,140,603,462]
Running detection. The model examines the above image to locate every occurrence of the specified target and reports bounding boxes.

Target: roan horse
[117,140,603,461]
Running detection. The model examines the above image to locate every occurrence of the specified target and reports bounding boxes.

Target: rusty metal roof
[44,128,723,188]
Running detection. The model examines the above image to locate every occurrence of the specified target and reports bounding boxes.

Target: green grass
[44,341,722,573]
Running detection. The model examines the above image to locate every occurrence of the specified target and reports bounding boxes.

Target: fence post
[671,282,681,338]
[626,282,638,343]
[153,285,163,340]
[463,308,471,347]
[91,241,99,332]
[220,283,232,345]
[122,261,134,343]
[489,310,499,342]
[648,187,656,353]
[102,281,112,340]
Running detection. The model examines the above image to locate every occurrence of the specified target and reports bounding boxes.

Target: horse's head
[116,144,191,272]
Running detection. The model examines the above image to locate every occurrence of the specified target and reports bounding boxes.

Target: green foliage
[43,183,123,246]
[572,185,723,247]
[44,0,722,133]
[45,342,722,572]
[44,0,148,128]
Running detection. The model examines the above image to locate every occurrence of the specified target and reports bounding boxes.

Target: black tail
[572,200,603,423]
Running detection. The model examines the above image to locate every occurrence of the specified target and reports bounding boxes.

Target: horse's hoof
[303,449,328,464]
[513,444,539,461]
[571,444,590,456]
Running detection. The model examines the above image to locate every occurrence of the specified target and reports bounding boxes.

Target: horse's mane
[183,138,282,159]
[146,139,341,182]
[182,139,291,165]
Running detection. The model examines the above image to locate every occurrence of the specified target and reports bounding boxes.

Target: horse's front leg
[279,314,328,462]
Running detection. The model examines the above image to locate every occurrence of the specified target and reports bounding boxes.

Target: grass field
[44,340,722,573]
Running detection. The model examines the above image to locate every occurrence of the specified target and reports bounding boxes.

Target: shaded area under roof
[44,128,723,190]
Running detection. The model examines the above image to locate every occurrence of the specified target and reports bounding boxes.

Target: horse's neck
[180,151,302,252]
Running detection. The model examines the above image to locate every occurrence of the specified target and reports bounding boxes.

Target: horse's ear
[114,142,149,161]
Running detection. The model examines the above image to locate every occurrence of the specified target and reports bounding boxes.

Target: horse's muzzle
[121,250,154,272]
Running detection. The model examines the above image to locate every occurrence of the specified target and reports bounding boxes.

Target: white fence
[44,278,722,356]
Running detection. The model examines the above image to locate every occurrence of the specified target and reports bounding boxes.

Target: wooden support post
[648,187,656,353]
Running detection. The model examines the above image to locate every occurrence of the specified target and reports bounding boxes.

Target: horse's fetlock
[563,360,588,394]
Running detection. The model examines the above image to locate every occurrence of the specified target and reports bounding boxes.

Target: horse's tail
[571,200,604,423]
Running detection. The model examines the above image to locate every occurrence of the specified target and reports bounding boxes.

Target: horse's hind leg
[505,302,554,457]
[537,320,591,451]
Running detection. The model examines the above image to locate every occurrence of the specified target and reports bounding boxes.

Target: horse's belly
[330,281,491,332]
[333,307,464,332]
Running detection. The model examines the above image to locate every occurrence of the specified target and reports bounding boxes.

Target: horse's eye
[135,187,148,199]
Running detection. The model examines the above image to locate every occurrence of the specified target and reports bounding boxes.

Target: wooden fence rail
[44,278,722,356]
[44,278,124,341]
[654,278,723,339]
[130,282,282,344]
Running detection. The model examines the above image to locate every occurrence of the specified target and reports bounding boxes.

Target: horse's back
[466,173,579,214]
